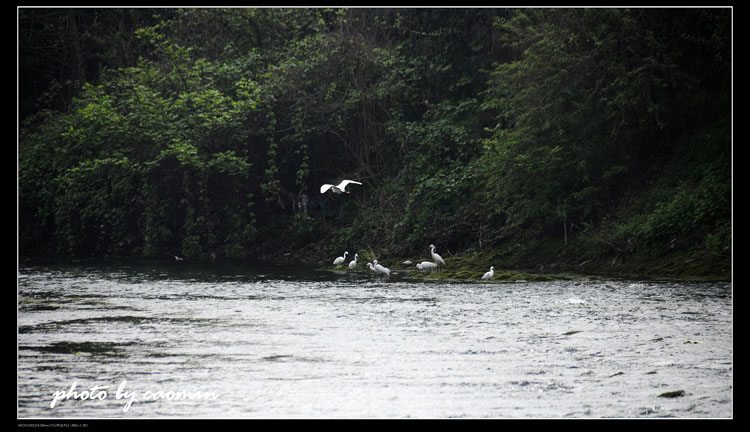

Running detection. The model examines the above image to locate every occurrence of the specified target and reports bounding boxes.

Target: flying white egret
[416,261,438,271]
[333,251,349,266]
[429,244,446,266]
[482,266,495,280]
[373,260,391,276]
[320,179,362,195]
[349,253,358,270]
[175,256,183,261]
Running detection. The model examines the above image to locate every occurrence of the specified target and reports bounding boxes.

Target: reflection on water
[17,262,732,418]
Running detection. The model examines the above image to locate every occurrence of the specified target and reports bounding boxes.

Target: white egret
[333,251,349,266]
[416,261,438,272]
[429,244,446,266]
[349,253,358,270]
[373,260,391,276]
[175,256,183,261]
[482,266,495,280]
[320,179,362,195]
[367,262,383,275]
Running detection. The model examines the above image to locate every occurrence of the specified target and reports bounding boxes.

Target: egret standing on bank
[429,244,446,266]
[349,253,358,270]
[482,266,495,280]
[320,180,362,195]
[333,251,349,266]
[373,260,391,276]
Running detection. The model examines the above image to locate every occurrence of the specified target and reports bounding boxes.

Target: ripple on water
[17,264,732,418]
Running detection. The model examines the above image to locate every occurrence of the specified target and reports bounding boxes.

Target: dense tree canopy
[19,8,731,274]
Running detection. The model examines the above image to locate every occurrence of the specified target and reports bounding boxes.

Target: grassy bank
[277,230,731,282]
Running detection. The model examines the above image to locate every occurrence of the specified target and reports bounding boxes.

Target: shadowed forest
[18,8,731,279]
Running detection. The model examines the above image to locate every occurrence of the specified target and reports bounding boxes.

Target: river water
[17,261,732,419]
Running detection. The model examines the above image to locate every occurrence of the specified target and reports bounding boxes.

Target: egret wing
[337,180,362,191]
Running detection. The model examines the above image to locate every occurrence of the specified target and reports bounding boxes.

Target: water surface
[17,262,733,418]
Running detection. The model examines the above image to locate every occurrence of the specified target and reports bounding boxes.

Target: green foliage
[478,8,729,248]
[19,8,731,272]
[20,10,259,260]
[642,174,728,242]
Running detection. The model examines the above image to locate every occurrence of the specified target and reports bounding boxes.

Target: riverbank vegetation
[19,8,731,279]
